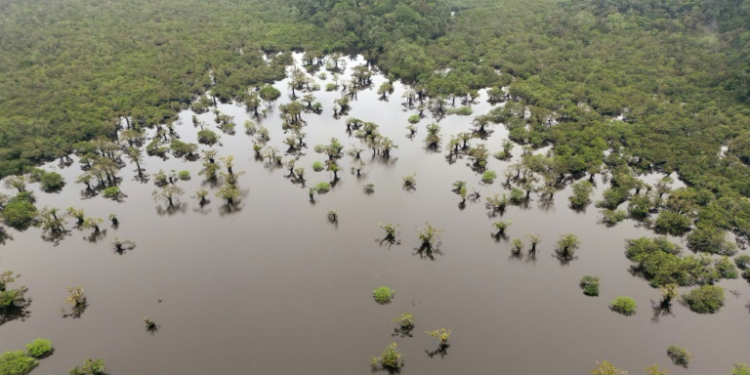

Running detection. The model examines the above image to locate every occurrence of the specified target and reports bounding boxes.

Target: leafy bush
[407,114,421,124]
[579,276,600,296]
[69,359,106,375]
[732,363,750,375]
[325,83,336,91]
[687,225,737,256]
[312,161,324,172]
[39,171,65,192]
[393,313,414,331]
[610,296,636,315]
[682,285,724,314]
[426,328,451,346]
[0,351,38,375]
[653,210,692,236]
[667,346,691,367]
[569,180,593,208]
[601,209,627,225]
[715,256,738,279]
[314,182,331,194]
[370,343,402,370]
[102,186,120,199]
[735,254,750,269]
[178,171,191,181]
[373,287,394,305]
[481,170,496,183]
[25,339,52,359]
[2,193,37,229]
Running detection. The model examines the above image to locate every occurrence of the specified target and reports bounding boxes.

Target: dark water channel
[1,54,748,375]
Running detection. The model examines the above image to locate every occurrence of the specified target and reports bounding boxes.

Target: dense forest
[3,0,749,249]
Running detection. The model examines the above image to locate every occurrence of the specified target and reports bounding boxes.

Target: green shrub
[667,346,692,367]
[579,276,600,296]
[682,285,724,314]
[407,114,421,124]
[610,296,636,315]
[69,359,106,375]
[325,83,336,91]
[732,363,750,375]
[178,171,191,181]
[653,210,692,236]
[258,85,281,102]
[39,172,65,192]
[715,256,738,279]
[569,181,593,208]
[25,339,52,359]
[370,343,402,370]
[393,313,414,331]
[312,161,324,172]
[102,186,120,199]
[734,254,750,269]
[481,170,497,183]
[373,287,394,305]
[314,182,331,194]
[0,351,38,375]
[601,209,627,225]
[2,193,37,229]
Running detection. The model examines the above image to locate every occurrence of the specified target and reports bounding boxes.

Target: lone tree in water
[152,185,184,207]
[216,183,240,205]
[555,234,580,261]
[417,223,443,251]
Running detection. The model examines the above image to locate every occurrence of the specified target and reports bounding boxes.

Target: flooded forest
[1,0,750,374]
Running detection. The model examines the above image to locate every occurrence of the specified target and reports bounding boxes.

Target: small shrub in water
[178,171,191,180]
[481,170,497,183]
[426,327,451,346]
[312,161,325,172]
[610,296,636,315]
[579,276,600,296]
[682,285,724,314]
[69,358,106,375]
[734,254,750,269]
[393,313,414,331]
[25,339,53,359]
[667,345,692,367]
[0,351,38,375]
[373,287,394,304]
[371,343,403,371]
[314,182,331,194]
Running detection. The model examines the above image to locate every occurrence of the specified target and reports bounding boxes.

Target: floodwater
[1,54,748,375]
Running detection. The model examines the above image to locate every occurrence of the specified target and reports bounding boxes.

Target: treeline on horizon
[0,0,749,242]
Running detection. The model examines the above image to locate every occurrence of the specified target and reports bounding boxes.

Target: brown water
[1,54,748,375]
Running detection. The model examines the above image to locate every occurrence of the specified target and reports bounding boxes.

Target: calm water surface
[0,54,747,374]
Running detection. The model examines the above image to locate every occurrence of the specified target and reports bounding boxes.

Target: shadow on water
[414,243,442,261]
[650,299,675,323]
[425,344,449,359]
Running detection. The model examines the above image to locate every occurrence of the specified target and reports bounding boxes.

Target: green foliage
[0,351,38,375]
[715,256,739,279]
[102,186,121,200]
[610,296,637,316]
[259,85,281,102]
[682,285,725,314]
[426,328,451,346]
[25,339,52,359]
[579,276,599,296]
[178,171,190,181]
[34,171,65,192]
[393,313,414,331]
[312,161,324,172]
[732,363,750,375]
[314,182,331,194]
[379,223,398,239]
[735,254,750,269]
[667,346,691,367]
[590,361,628,375]
[555,234,580,259]
[197,129,220,146]
[370,343,403,371]
[2,193,37,229]
[653,210,692,236]
[596,187,629,210]
[402,173,417,189]
[372,287,394,305]
[687,225,737,255]
[624,237,726,287]
[407,115,421,124]
[69,359,106,375]
[569,180,593,208]
[481,170,497,183]
[601,209,627,226]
